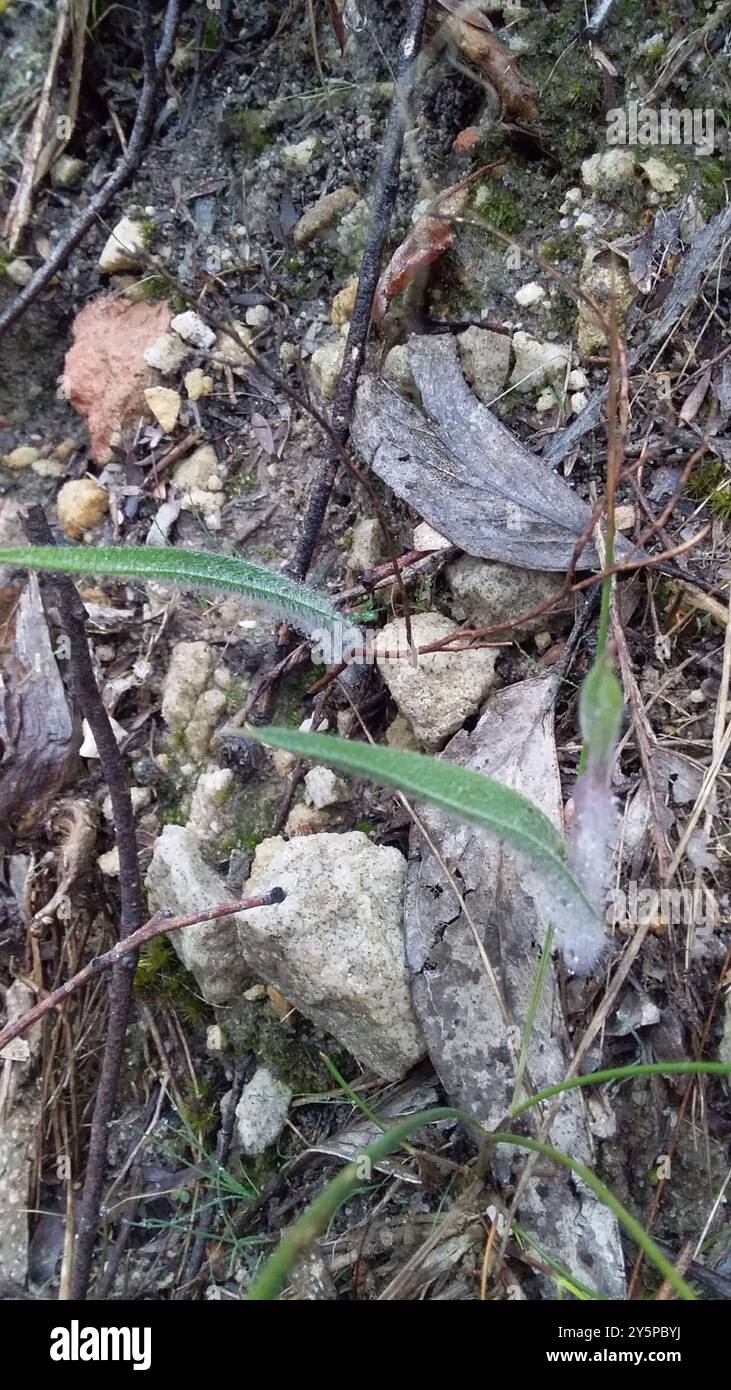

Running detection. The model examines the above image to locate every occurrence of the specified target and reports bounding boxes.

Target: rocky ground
[1,0,730,1302]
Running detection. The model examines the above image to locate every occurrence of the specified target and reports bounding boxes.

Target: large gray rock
[375,612,497,750]
[145,825,249,1004]
[241,832,424,1079]
[447,556,574,639]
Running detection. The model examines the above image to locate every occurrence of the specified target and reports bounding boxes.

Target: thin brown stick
[3,0,71,251]
[0,0,180,337]
[289,0,431,583]
[0,890,284,1056]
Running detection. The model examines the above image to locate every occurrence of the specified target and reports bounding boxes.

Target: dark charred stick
[22,504,144,1299]
[288,0,431,582]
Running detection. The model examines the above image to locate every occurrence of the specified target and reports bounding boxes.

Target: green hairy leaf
[0,544,356,657]
[579,651,623,769]
[245,725,598,924]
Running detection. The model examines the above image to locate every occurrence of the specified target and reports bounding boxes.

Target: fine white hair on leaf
[561,767,617,975]
[0,543,361,664]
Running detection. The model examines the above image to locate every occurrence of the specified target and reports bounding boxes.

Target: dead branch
[22,504,143,1301]
[0,0,180,337]
[0,889,284,1056]
[288,0,432,583]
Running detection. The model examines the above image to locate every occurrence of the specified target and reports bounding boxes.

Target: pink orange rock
[62,296,172,460]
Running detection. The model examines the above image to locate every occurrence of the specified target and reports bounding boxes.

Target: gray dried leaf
[307,1074,440,1182]
[352,334,629,571]
[404,677,625,1296]
[0,577,78,839]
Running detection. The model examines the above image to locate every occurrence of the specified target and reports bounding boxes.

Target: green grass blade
[0,544,355,655]
[510,924,553,1113]
[246,1104,696,1300]
[245,725,596,922]
[509,1060,731,1120]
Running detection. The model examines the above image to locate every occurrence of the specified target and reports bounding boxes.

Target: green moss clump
[139,275,169,303]
[471,178,522,234]
[250,1012,333,1094]
[179,1079,218,1137]
[699,159,730,216]
[218,107,270,155]
[686,458,731,520]
[202,16,220,50]
[135,935,211,1026]
[137,218,158,249]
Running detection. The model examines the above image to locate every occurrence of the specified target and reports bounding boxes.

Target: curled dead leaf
[373,210,457,327]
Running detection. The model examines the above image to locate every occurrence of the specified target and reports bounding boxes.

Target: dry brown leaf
[678,366,711,424]
[0,578,78,842]
[373,207,458,327]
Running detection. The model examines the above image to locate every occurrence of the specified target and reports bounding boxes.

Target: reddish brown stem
[0,888,284,1056]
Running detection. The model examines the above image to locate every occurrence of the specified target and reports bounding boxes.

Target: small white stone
[171,310,216,349]
[568,368,588,391]
[574,211,596,230]
[161,641,214,729]
[639,157,681,194]
[188,767,234,839]
[310,339,345,399]
[376,612,497,750]
[2,445,39,470]
[143,333,188,375]
[97,848,120,877]
[535,389,558,412]
[56,478,108,538]
[51,154,85,188]
[271,747,297,778]
[80,716,126,758]
[102,786,151,821]
[299,715,329,734]
[304,765,350,810]
[514,281,545,307]
[244,304,270,329]
[614,504,635,532]
[235,1067,292,1154]
[281,135,317,170]
[510,332,571,393]
[382,343,416,396]
[413,521,451,551]
[457,326,511,404]
[172,443,220,492]
[214,321,252,372]
[184,368,214,400]
[347,517,383,577]
[31,458,63,478]
[581,149,635,190]
[5,259,33,287]
[571,391,589,414]
[206,1024,225,1052]
[98,216,148,273]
